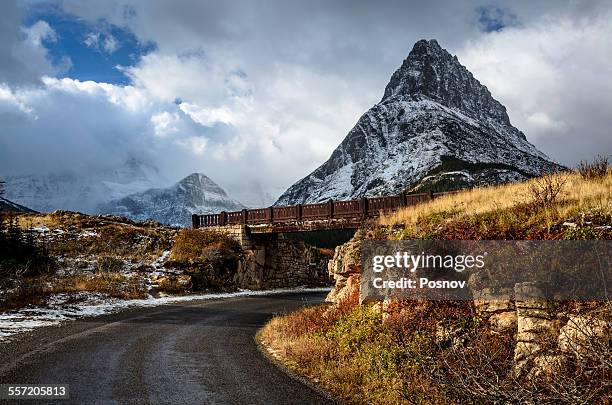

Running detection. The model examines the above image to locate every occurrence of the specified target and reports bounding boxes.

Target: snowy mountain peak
[179,173,220,190]
[100,173,245,227]
[382,38,514,132]
[275,39,561,206]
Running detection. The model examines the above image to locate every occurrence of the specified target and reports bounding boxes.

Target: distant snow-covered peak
[100,173,245,227]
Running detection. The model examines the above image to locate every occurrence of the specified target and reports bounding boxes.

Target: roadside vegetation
[261,291,611,404]
[0,212,249,312]
[14,211,175,261]
[0,211,175,311]
[260,158,612,404]
[166,228,243,290]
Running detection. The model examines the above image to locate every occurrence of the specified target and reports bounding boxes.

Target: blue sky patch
[476,6,519,32]
[22,3,155,85]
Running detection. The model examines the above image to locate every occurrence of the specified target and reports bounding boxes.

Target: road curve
[0,292,336,405]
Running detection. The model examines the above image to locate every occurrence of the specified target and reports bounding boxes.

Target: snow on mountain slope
[4,158,162,214]
[99,173,245,227]
[275,39,562,205]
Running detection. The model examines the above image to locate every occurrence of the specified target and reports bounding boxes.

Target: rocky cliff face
[276,39,561,205]
[100,173,245,227]
[325,229,366,304]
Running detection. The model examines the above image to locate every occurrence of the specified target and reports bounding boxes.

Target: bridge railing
[192,190,457,229]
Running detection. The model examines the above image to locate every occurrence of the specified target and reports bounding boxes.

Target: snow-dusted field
[0,287,331,342]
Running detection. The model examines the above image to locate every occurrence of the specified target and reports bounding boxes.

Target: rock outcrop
[325,229,366,303]
[327,233,610,380]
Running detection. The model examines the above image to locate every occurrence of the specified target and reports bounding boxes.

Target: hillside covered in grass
[0,211,244,312]
[380,169,611,240]
[260,166,611,404]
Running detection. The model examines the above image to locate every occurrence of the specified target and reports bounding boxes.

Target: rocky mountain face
[100,173,245,227]
[275,39,561,205]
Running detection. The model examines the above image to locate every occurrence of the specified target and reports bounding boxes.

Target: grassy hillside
[382,170,611,240]
[260,167,612,404]
[0,211,244,311]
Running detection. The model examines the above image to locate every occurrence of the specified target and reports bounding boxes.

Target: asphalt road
[0,291,336,405]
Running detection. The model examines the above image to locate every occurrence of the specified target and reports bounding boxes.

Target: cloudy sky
[1,0,611,206]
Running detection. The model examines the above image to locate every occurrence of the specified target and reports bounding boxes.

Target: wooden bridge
[192,190,458,233]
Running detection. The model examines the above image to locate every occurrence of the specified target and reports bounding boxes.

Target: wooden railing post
[268,207,274,223]
[296,204,302,221]
[192,214,199,229]
[219,211,227,226]
[429,190,434,200]
[359,197,368,218]
[328,199,334,219]
[400,192,407,207]
[241,209,248,224]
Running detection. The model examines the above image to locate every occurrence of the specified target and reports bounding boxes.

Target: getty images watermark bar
[361,240,611,302]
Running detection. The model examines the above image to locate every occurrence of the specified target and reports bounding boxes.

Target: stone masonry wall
[210,225,331,290]
[235,233,331,290]
[327,233,610,380]
[205,224,252,249]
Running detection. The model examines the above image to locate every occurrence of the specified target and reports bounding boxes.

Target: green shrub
[327,304,383,351]
[563,226,601,240]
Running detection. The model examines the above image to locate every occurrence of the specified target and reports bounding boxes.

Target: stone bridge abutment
[206,224,333,290]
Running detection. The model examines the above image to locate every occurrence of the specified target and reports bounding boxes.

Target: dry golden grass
[380,171,611,239]
[0,273,147,311]
[168,228,241,264]
[14,210,131,230]
[48,273,147,299]
[11,211,175,261]
[258,293,457,404]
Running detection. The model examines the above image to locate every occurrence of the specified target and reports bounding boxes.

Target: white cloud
[103,34,119,53]
[84,31,119,54]
[41,77,150,112]
[23,20,57,47]
[0,2,59,84]
[458,13,612,165]
[175,136,208,155]
[0,83,35,115]
[526,112,565,131]
[84,32,99,48]
[179,102,234,127]
[150,111,179,137]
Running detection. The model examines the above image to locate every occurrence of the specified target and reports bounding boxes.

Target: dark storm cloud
[0,0,611,205]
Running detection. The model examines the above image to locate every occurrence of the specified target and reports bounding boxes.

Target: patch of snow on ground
[79,230,99,238]
[0,287,331,341]
[153,250,171,269]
